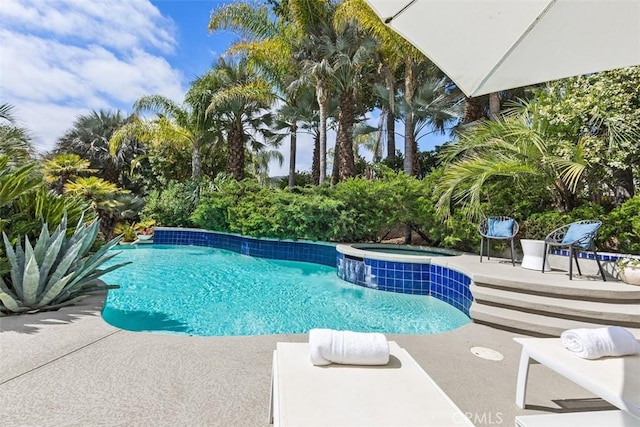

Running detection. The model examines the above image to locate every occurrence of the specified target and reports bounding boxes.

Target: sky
[1,0,450,177]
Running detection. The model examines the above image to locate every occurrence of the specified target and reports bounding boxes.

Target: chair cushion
[561,223,600,248]
[488,218,514,237]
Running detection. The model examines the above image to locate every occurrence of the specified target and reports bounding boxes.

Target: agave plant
[0,215,129,315]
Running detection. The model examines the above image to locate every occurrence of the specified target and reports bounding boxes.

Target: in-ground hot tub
[336,243,472,316]
[344,243,459,259]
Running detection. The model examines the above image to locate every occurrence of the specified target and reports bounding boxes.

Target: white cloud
[0,0,185,152]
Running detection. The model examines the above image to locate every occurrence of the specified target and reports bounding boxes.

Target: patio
[3,254,633,427]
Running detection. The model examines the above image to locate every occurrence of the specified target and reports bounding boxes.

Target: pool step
[469,303,640,338]
[471,273,640,302]
[470,284,640,327]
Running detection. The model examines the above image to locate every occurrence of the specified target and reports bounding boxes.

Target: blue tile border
[152,227,336,267]
[153,227,473,318]
[549,249,640,263]
[336,251,472,317]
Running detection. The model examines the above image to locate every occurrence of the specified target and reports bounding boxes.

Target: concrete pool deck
[2,295,621,427]
[3,250,638,426]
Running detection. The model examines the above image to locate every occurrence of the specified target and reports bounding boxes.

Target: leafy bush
[600,195,640,253]
[0,216,128,315]
[141,180,204,227]
[520,203,605,241]
[191,179,263,232]
[0,156,92,245]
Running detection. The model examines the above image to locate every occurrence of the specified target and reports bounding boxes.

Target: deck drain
[470,346,504,361]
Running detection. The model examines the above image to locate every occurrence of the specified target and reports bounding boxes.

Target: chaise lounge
[514,337,640,424]
[269,341,474,426]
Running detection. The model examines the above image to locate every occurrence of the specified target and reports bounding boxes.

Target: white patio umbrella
[365,0,640,97]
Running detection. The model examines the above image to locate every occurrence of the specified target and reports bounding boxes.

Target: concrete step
[470,284,640,327]
[472,275,640,302]
[469,302,640,337]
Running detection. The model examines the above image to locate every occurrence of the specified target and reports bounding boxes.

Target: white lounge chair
[514,337,640,419]
[515,410,640,427]
[270,341,473,426]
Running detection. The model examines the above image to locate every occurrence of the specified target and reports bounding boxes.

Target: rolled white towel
[309,328,390,366]
[560,326,640,360]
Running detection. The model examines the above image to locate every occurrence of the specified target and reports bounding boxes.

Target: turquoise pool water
[102,245,470,336]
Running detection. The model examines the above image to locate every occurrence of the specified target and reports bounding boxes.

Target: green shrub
[520,204,605,241]
[0,216,128,315]
[141,180,203,227]
[191,179,263,232]
[601,195,640,253]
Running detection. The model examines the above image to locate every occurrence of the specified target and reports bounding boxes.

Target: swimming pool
[102,245,470,336]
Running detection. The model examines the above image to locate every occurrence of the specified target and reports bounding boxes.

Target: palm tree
[110,94,219,181]
[64,176,126,239]
[42,153,95,194]
[435,100,591,220]
[337,0,430,174]
[55,110,143,187]
[209,1,307,189]
[195,57,275,180]
[0,103,34,166]
[320,21,376,181]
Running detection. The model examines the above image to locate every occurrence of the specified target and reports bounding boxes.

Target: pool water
[101,245,470,336]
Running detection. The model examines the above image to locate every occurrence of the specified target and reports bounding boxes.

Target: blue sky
[1,0,450,176]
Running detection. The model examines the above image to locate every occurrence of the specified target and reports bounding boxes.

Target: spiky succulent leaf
[33,222,51,263]
[21,239,41,306]
[3,232,24,300]
[0,276,23,314]
[43,239,83,295]
[37,230,65,295]
[37,272,75,307]
[0,292,23,314]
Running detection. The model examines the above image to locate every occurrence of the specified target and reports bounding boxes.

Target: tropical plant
[0,157,40,208]
[0,156,91,244]
[42,153,95,194]
[55,110,142,188]
[435,99,596,221]
[141,180,208,227]
[193,57,276,180]
[0,103,34,166]
[209,0,305,188]
[64,176,129,239]
[0,216,128,315]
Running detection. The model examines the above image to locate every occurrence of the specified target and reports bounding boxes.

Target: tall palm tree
[337,0,429,174]
[322,21,376,181]
[209,0,306,189]
[195,57,276,180]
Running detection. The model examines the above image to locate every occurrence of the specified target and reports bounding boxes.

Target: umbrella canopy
[365,0,640,97]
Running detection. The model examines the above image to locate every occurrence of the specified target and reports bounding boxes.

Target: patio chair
[479,216,519,266]
[269,341,473,426]
[514,337,640,418]
[541,220,606,281]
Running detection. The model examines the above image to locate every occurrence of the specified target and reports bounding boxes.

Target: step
[472,276,640,302]
[470,284,640,326]
[469,302,640,337]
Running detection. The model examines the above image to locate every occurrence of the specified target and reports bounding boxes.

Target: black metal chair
[542,219,606,281]
[479,216,519,266]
